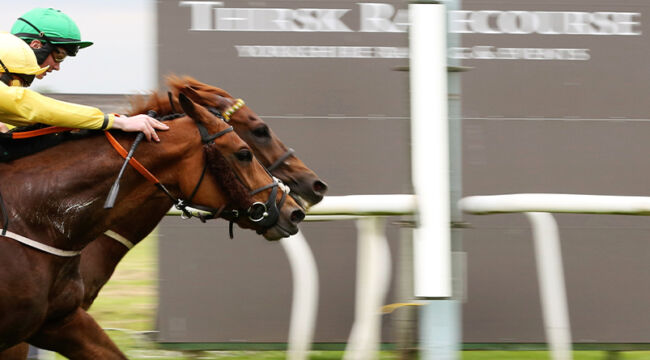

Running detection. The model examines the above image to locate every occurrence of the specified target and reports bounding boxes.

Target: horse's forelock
[203,145,252,210]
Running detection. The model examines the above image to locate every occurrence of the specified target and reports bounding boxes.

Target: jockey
[0,32,166,141]
[11,7,92,80]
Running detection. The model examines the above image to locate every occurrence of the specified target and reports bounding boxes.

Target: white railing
[171,192,650,360]
[459,193,650,360]
[171,194,418,360]
[305,195,417,360]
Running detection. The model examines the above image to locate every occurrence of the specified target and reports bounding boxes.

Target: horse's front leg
[28,307,127,360]
[0,343,29,360]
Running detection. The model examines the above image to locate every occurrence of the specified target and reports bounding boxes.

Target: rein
[104,130,227,221]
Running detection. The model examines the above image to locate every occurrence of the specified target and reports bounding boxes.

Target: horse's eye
[235,149,253,162]
[252,125,270,138]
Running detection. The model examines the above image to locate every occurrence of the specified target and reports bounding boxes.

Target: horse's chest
[46,260,84,320]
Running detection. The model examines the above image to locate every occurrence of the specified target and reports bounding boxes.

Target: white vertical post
[419,299,462,360]
[410,2,451,299]
[344,217,392,360]
[280,231,319,360]
[525,212,573,360]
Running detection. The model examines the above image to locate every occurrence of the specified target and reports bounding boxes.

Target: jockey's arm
[0,82,167,141]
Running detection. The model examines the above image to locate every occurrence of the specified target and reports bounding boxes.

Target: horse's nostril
[313,180,328,195]
[291,209,305,224]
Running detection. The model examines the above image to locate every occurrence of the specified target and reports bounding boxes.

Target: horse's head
[175,93,305,240]
[167,75,328,208]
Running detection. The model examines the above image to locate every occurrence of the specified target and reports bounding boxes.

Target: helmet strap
[0,73,11,86]
[0,59,34,87]
[0,58,10,74]
[0,59,13,86]
[16,17,50,42]
[33,42,54,65]
[0,73,20,87]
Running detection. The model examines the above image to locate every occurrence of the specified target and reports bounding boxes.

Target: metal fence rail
[459,193,650,360]
[170,194,417,360]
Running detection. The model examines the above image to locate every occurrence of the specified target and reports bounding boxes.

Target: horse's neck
[104,190,174,246]
[79,190,173,307]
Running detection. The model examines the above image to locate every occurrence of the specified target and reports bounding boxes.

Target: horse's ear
[180,85,202,102]
[178,93,199,119]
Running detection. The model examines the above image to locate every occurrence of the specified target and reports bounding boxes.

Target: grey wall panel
[462,119,650,342]
[149,0,650,345]
[157,217,403,342]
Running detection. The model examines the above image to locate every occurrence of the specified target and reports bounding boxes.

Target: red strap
[11,126,74,139]
[104,131,160,184]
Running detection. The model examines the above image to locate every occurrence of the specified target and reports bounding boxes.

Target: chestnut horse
[1,79,326,359]
[0,94,304,359]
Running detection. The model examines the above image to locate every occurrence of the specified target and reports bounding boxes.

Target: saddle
[0,124,91,162]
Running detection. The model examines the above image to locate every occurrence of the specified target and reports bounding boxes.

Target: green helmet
[10,8,93,57]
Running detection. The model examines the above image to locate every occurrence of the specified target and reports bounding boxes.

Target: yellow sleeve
[0,82,115,130]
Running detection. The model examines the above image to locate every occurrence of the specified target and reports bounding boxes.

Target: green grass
[88,230,158,331]
[49,231,650,359]
[460,351,647,360]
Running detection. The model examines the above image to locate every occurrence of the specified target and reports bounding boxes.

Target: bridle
[106,97,289,237]
[204,99,301,211]
[267,147,295,172]
[201,100,291,230]
[188,106,290,231]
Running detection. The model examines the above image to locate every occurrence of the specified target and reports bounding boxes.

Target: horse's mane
[204,146,252,210]
[128,75,236,117]
[127,90,176,117]
[166,75,234,99]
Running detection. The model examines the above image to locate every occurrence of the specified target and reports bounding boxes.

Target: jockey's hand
[111,114,169,142]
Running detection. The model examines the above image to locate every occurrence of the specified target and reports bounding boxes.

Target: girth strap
[0,230,81,257]
[104,230,135,250]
